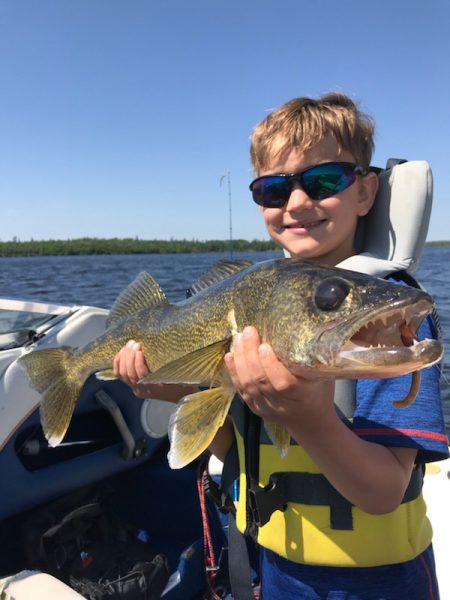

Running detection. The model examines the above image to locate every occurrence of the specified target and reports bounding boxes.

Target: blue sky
[0,0,449,242]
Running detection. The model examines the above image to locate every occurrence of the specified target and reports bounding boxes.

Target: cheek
[322,195,357,220]
[261,207,282,228]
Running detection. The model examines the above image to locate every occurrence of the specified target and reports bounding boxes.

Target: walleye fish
[18,258,443,469]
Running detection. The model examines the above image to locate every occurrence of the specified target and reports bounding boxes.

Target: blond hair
[250,92,375,175]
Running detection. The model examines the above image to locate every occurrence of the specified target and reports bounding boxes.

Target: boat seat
[0,571,85,599]
[338,160,432,276]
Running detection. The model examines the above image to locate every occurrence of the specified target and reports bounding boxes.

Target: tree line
[0,238,280,257]
[0,238,447,257]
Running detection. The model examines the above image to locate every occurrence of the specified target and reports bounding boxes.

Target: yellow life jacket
[231,399,431,568]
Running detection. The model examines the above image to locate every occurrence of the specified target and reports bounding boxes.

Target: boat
[0,297,229,599]
[0,282,449,598]
[1,159,449,598]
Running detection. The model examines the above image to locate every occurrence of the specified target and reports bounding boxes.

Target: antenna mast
[227,170,233,258]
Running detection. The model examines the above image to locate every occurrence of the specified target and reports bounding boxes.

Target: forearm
[207,416,234,462]
[288,410,417,514]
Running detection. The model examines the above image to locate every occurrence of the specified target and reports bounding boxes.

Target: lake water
[0,247,449,428]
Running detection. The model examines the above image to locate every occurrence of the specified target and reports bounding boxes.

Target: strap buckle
[203,471,236,517]
[248,480,287,527]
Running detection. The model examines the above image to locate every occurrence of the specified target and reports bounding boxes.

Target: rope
[197,455,260,600]
[197,456,222,600]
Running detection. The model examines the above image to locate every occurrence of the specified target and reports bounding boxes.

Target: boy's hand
[224,326,335,429]
[113,341,196,402]
[225,326,418,514]
[113,341,234,462]
[114,340,150,393]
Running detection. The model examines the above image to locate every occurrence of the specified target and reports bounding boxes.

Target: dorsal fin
[186,259,253,297]
[107,271,168,327]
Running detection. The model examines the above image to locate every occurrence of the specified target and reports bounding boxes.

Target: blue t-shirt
[260,312,449,599]
[354,319,448,463]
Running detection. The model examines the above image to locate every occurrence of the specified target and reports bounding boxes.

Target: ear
[357,171,378,217]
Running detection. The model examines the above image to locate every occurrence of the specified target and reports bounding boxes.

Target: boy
[114,93,449,599]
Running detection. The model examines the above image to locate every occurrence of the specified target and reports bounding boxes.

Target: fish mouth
[313,297,443,378]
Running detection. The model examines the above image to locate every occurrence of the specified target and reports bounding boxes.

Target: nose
[285,183,315,211]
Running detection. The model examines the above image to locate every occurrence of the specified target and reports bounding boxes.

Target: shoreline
[0,239,448,258]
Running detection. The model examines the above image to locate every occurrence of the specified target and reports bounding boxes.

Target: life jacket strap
[247,464,424,530]
[248,472,353,530]
[203,470,236,517]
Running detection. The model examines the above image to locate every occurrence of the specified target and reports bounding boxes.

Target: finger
[115,340,137,384]
[224,351,240,390]
[229,332,254,393]
[258,343,334,405]
[228,329,273,414]
[237,343,292,417]
[257,343,297,394]
[239,327,272,391]
[232,328,259,381]
[124,340,141,383]
[113,349,122,377]
[225,340,256,404]
[134,347,150,380]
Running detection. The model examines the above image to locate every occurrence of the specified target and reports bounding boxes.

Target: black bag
[69,554,169,600]
[21,484,170,600]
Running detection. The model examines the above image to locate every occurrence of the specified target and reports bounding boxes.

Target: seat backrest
[337,160,433,276]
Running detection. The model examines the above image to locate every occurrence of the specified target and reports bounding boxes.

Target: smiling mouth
[286,219,327,230]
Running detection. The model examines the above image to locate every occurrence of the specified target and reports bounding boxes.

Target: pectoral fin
[168,386,235,469]
[140,338,231,387]
[264,421,291,458]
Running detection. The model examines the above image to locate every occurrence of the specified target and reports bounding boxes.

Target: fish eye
[314,277,351,311]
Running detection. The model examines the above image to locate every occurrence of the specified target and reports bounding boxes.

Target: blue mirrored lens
[302,163,355,200]
[251,176,290,207]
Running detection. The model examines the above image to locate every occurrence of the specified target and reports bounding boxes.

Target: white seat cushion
[0,571,85,599]
[338,160,432,276]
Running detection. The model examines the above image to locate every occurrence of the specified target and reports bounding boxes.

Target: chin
[283,244,324,261]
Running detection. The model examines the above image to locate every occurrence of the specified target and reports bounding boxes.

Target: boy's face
[258,134,378,266]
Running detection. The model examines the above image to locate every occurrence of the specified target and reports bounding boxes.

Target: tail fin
[19,347,82,446]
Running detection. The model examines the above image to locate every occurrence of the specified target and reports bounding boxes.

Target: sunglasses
[249,161,368,208]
